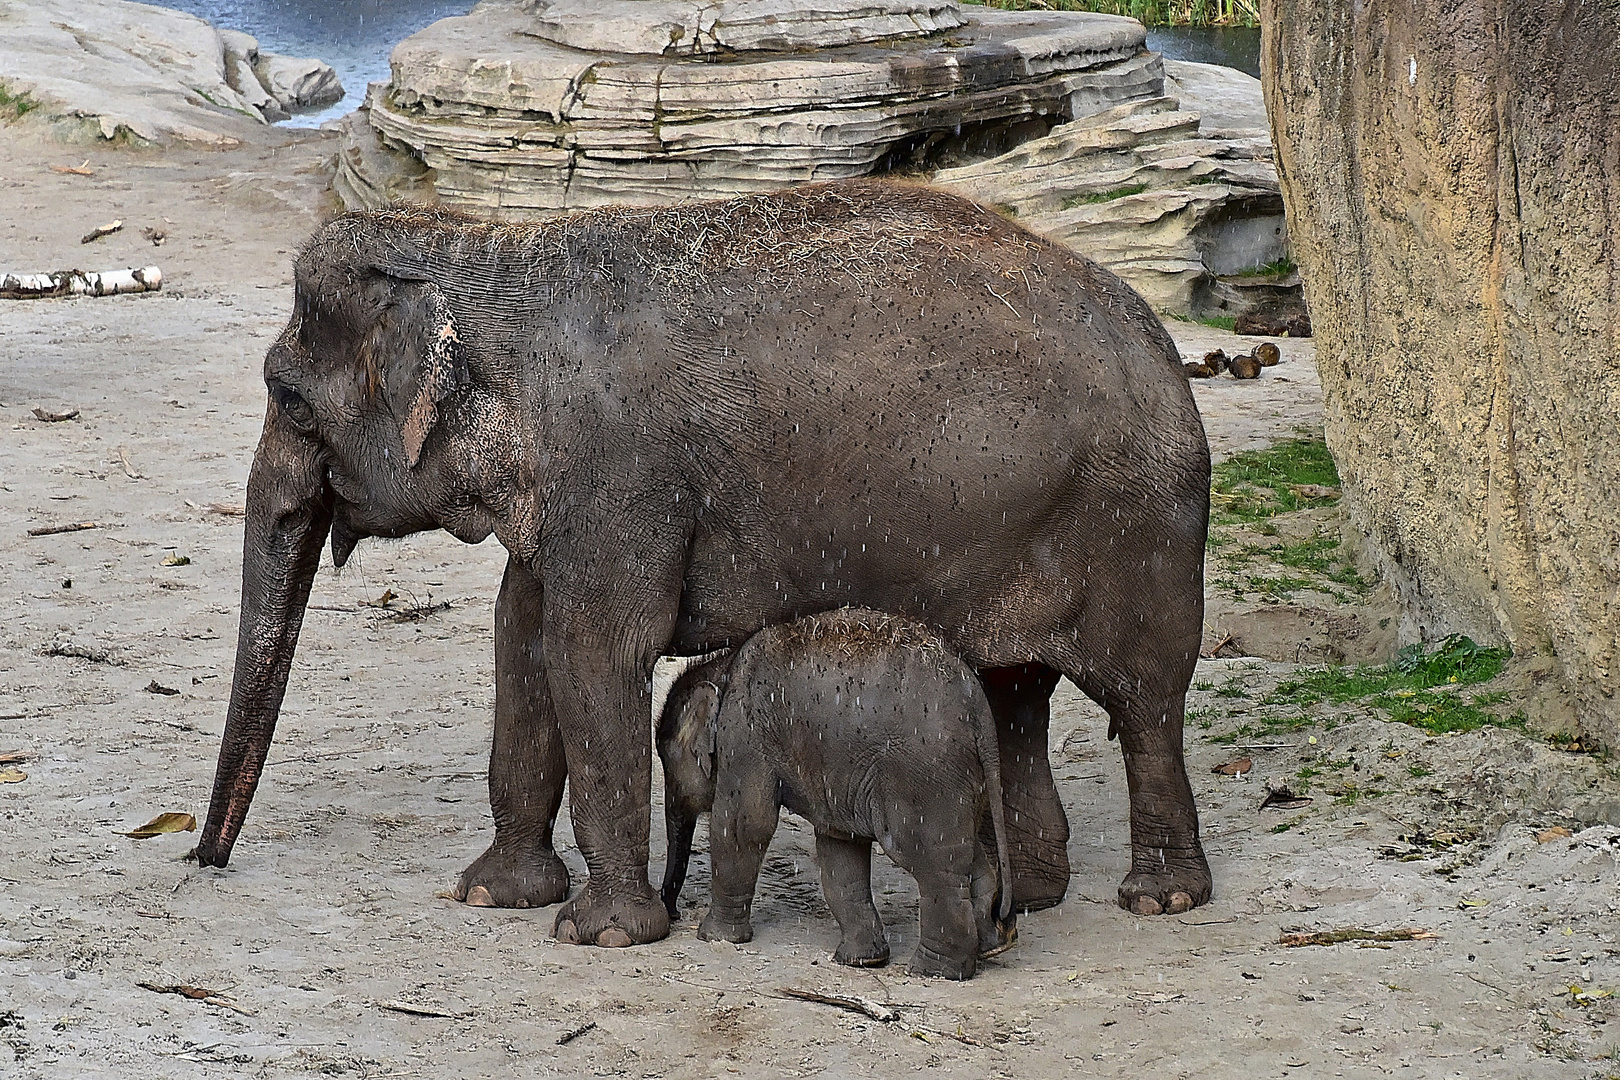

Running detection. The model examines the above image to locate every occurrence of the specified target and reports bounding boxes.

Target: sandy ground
[4,125,1620,1080]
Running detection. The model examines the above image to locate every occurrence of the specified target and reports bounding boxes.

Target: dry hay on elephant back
[774,608,951,663]
[325,180,1044,299]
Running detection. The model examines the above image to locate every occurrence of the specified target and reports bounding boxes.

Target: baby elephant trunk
[973,698,1015,928]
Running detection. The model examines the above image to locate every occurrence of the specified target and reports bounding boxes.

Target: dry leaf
[31,407,79,423]
[1213,757,1253,776]
[0,767,26,784]
[1537,826,1573,843]
[50,160,94,176]
[144,680,180,696]
[363,589,398,608]
[139,981,216,999]
[1290,483,1341,499]
[0,752,31,765]
[124,812,197,839]
[161,554,190,566]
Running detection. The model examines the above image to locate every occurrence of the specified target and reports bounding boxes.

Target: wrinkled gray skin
[657,611,1017,980]
[194,180,1212,948]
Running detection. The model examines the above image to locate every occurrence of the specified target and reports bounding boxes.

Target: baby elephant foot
[909,943,976,981]
[832,932,890,968]
[978,914,1017,960]
[1118,855,1212,916]
[696,909,754,945]
[552,879,670,947]
[455,841,569,909]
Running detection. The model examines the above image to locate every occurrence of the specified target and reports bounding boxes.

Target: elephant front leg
[456,557,569,909]
[908,870,979,980]
[980,664,1070,912]
[1114,693,1211,916]
[696,775,778,945]
[815,833,889,967]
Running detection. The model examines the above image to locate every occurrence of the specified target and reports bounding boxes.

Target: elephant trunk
[195,418,332,867]
[661,798,699,921]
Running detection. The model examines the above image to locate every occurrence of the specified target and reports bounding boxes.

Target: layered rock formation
[1262,1,1620,739]
[0,0,341,145]
[934,59,1292,318]
[337,0,1157,214]
[337,0,1295,319]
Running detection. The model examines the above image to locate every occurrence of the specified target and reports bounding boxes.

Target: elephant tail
[972,687,1015,926]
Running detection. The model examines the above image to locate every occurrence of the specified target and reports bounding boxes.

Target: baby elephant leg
[815,832,890,967]
[698,772,778,945]
[908,869,979,980]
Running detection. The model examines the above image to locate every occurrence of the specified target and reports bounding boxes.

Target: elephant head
[656,657,727,918]
[196,211,526,867]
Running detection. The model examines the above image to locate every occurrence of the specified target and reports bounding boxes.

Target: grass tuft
[1061,183,1149,210]
[1210,438,1341,526]
[962,0,1258,26]
[0,81,41,121]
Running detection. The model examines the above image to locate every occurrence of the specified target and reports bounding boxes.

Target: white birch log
[0,267,163,300]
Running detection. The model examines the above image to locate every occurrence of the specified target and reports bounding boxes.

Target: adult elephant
[195,180,1212,946]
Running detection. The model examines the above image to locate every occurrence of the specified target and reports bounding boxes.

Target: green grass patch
[1210,438,1342,526]
[1235,257,1298,279]
[1198,315,1238,332]
[1266,635,1514,735]
[0,81,41,120]
[1061,183,1149,210]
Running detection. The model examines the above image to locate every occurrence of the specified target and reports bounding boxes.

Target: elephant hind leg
[1112,689,1210,916]
[815,832,890,967]
[978,663,1069,913]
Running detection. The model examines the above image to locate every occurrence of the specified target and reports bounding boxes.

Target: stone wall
[1261,1,1620,739]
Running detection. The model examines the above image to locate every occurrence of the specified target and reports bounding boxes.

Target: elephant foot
[553,878,670,947]
[1005,819,1071,913]
[1118,851,1211,916]
[979,914,1017,960]
[455,841,569,909]
[909,943,975,981]
[696,909,754,945]
[833,932,891,968]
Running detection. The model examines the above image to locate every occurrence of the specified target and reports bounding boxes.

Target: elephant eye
[272,382,316,430]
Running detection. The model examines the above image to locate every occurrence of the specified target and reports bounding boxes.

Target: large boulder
[1262,1,1620,739]
[934,59,1299,320]
[0,0,340,144]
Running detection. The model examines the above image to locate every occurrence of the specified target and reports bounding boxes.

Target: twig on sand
[138,981,256,1015]
[26,521,100,537]
[1280,928,1438,948]
[777,986,898,1022]
[377,1000,465,1019]
[557,1021,597,1045]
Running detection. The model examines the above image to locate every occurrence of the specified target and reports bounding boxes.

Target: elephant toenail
[598,928,634,948]
[1167,892,1194,914]
[554,919,580,944]
[1132,895,1164,916]
[464,885,496,907]
[515,898,531,909]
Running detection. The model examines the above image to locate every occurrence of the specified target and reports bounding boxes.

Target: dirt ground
[4,125,1620,1080]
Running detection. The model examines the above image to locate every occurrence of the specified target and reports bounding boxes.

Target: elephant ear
[373,275,471,469]
[675,681,722,779]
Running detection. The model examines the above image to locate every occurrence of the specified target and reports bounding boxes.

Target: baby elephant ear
[677,681,722,779]
[379,279,470,469]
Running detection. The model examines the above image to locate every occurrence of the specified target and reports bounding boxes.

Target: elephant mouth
[330,515,364,568]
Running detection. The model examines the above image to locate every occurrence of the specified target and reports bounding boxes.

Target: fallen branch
[138,981,256,1015]
[777,986,898,1022]
[1280,928,1438,948]
[81,220,123,243]
[557,1021,597,1045]
[27,521,100,537]
[377,999,465,1019]
[1,267,162,299]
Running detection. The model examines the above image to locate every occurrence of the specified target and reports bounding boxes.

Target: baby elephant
[657,609,1016,979]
